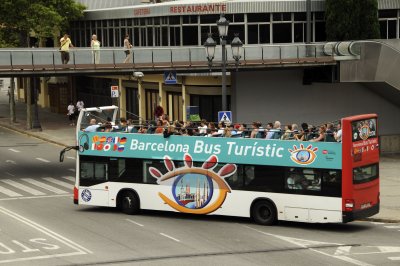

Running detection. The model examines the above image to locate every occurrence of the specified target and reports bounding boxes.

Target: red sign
[170,4,227,14]
[134,8,151,16]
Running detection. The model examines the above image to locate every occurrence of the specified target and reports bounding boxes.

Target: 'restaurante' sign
[170,4,227,14]
[132,3,227,17]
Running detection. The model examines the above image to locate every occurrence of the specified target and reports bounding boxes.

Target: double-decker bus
[60,106,379,225]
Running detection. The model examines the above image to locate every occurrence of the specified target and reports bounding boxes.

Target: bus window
[353,164,378,184]
[143,160,165,184]
[321,170,342,197]
[286,168,321,192]
[80,161,108,186]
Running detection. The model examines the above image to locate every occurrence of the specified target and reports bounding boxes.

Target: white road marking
[0,194,71,201]
[0,206,92,258]
[388,257,400,260]
[8,148,20,153]
[68,169,76,172]
[62,176,75,182]
[370,222,385,225]
[334,246,352,256]
[36,158,50,163]
[22,178,67,194]
[159,233,180,243]
[243,225,373,266]
[353,246,400,254]
[1,179,45,196]
[0,186,23,197]
[42,178,73,189]
[384,225,400,229]
[5,172,15,177]
[126,219,144,227]
[5,160,16,165]
[66,156,76,160]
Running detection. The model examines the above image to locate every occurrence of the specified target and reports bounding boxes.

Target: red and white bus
[60,107,379,225]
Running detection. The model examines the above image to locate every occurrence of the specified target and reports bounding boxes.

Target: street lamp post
[204,14,243,112]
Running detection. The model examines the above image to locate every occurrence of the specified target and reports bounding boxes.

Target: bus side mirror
[59,146,79,162]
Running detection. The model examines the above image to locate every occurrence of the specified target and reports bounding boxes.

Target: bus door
[342,114,379,220]
[79,160,110,206]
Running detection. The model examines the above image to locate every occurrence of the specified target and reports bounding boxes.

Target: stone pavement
[0,88,399,223]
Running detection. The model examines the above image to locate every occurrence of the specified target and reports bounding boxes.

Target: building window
[273,23,291,43]
[170,27,181,46]
[294,23,305,42]
[183,26,199,45]
[247,13,270,23]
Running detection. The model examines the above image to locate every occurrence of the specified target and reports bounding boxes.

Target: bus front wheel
[251,200,277,225]
[120,191,140,215]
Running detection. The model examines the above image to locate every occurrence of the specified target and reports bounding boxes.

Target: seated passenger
[198,119,208,135]
[250,121,259,138]
[294,122,309,141]
[310,125,326,142]
[84,118,100,132]
[325,123,336,142]
[281,124,293,140]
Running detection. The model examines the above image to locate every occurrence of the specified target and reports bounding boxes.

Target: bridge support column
[138,80,145,123]
[182,79,189,122]
[158,81,167,112]
[38,78,49,108]
[119,78,126,119]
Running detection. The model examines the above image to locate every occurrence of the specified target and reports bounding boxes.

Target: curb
[361,217,400,223]
[0,122,70,148]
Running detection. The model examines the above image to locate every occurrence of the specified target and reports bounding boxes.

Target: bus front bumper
[342,203,380,223]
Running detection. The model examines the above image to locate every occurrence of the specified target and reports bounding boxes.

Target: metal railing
[0,43,344,74]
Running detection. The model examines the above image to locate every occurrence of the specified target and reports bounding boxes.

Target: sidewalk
[0,89,399,223]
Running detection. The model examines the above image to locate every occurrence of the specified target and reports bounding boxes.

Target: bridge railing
[0,43,335,72]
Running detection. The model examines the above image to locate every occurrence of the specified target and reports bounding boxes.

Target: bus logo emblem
[81,189,92,202]
[288,144,318,165]
[359,125,370,140]
[149,154,236,215]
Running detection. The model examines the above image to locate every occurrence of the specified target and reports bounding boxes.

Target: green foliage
[0,0,86,47]
[325,0,380,41]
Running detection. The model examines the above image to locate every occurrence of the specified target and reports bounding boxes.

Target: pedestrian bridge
[0,43,359,77]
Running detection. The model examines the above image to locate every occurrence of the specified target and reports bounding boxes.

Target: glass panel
[183,26,198,45]
[169,16,180,25]
[294,12,306,21]
[259,24,270,43]
[315,22,326,42]
[248,13,270,23]
[388,20,396,39]
[380,21,388,39]
[353,164,378,184]
[273,23,291,43]
[248,25,258,44]
[294,23,304,42]
[201,14,220,24]
[379,9,397,18]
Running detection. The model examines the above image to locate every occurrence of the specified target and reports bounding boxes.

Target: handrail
[0,43,354,75]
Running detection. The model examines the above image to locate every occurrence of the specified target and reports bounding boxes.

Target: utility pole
[9,77,16,123]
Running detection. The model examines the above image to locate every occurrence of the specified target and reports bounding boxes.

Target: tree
[325,0,380,41]
[0,0,86,47]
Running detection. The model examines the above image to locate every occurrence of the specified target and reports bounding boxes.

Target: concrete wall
[232,69,400,136]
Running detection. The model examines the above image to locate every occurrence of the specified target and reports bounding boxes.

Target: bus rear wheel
[119,191,140,215]
[251,200,277,225]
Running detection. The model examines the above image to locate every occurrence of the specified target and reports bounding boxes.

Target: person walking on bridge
[90,34,101,64]
[123,34,133,63]
[60,33,74,64]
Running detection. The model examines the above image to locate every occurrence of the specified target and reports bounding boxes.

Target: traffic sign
[111,86,119,98]
[164,71,177,84]
[218,111,232,124]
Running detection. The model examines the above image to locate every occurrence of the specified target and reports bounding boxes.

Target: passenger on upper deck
[84,119,99,132]
[281,124,293,140]
[334,122,342,142]
[250,121,259,138]
[310,125,326,142]
[325,123,336,142]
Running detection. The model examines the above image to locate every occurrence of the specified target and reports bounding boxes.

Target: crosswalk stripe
[42,177,73,189]
[68,168,76,172]
[1,179,45,196]
[62,176,75,182]
[22,178,67,194]
[8,148,20,153]
[36,158,50,163]
[67,156,76,160]
[384,225,400,229]
[388,257,400,260]
[0,185,23,197]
